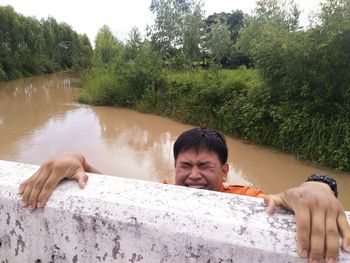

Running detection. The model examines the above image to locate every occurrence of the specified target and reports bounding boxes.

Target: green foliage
[80,29,165,107]
[121,42,166,104]
[124,27,143,61]
[205,11,245,42]
[0,63,7,81]
[149,0,204,62]
[203,10,250,68]
[0,5,93,82]
[93,25,122,67]
[231,0,350,169]
[137,69,258,128]
[78,67,120,105]
[254,0,300,30]
[204,18,233,64]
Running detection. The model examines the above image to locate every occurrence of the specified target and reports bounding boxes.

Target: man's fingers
[292,200,311,258]
[264,194,288,215]
[27,168,51,210]
[74,171,89,189]
[337,212,350,252]
[20,170,41,208]
[18,180,27,194]
[20,183,33,208]
[36,171,62,208]
[325,209,340,262]
[309,210,326,262]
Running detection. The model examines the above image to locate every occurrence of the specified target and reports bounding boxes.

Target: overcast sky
[1,0,323,44]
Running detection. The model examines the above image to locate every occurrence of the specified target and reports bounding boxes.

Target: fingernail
[327,257,335,263]
[312,260,319,263]
[301,250,308,258]
[27,205,33,211]
[37,202,42,208]
[20,200,27,207]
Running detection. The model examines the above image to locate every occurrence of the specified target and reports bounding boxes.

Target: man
[19,127,350,263]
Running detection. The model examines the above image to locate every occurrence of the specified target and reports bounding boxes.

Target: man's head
[173,127,229,191]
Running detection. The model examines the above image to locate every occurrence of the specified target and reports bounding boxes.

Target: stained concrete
[0,160,349,262]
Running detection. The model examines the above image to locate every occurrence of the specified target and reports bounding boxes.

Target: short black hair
[173,127,228,165]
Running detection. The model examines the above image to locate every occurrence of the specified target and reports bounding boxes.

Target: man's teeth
[188,185,205,189]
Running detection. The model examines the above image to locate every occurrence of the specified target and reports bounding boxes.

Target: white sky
[1,0,323,44]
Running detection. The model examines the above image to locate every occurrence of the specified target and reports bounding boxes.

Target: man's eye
[181,164,191,169]
[200,164,213,170]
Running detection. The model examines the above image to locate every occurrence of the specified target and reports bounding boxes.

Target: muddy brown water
[0,72,349,209]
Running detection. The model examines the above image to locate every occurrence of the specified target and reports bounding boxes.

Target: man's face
[174,149,228,191]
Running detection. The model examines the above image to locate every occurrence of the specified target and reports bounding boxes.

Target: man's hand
[18,152,91,211]
[264,182,350,263]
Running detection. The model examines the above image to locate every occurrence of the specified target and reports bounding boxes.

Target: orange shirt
[220,184,265,198]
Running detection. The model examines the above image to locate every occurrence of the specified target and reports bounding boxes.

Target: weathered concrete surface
[0,160,349,263]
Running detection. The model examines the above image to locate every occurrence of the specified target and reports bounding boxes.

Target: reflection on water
[0,73,349,209]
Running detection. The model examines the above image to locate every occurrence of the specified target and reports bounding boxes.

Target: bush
[78,67,127,106]
[0,64,7,81]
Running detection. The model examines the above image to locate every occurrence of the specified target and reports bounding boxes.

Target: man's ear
[222,163,229,182]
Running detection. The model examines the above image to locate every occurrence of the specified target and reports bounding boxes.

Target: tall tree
[255,0,300,31]
[204,18,233,64]
[93,25,122,67]
[182,4,202,61]
[149,0,204,61]
[203,10,248,68]
[237,0,300,60]
[204,10,245,42]
[0,5,24,79]
[72,34,93,72]
[124,26,143,60]
[0,6,93,81]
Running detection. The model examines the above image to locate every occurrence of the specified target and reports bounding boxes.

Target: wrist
[305,174,338,198]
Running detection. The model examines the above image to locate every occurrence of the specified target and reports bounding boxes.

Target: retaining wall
[0,160,349,262]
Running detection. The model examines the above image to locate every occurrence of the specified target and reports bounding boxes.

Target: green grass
[165,68,259,87]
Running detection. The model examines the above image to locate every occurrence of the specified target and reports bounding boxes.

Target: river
[0,72,349,209]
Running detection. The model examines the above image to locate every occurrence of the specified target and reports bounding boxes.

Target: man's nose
[188,166,201,180]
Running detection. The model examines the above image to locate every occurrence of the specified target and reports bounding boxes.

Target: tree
[21,16,45,74]
[204,10,245,42]
[124,26,143,60]
[93,25,122,67]
[203,11,249,68]
[72,34,93,72]
[0,5,24,79]
[237,0,300,61]
[255,0,300,31]
[149,0,204,61]
[204,18,233,64]
[0,6,92,80]
[182,4,202,61]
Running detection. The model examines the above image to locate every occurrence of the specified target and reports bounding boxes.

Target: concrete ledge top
[0,160,349,263]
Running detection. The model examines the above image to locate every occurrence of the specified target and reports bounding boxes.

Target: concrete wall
[0,160,349,263]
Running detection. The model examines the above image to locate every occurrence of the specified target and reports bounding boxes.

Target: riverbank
[77,67,350,172]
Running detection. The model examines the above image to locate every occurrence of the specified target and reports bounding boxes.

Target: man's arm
[18,152,100,211]
[264,180,350,263]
